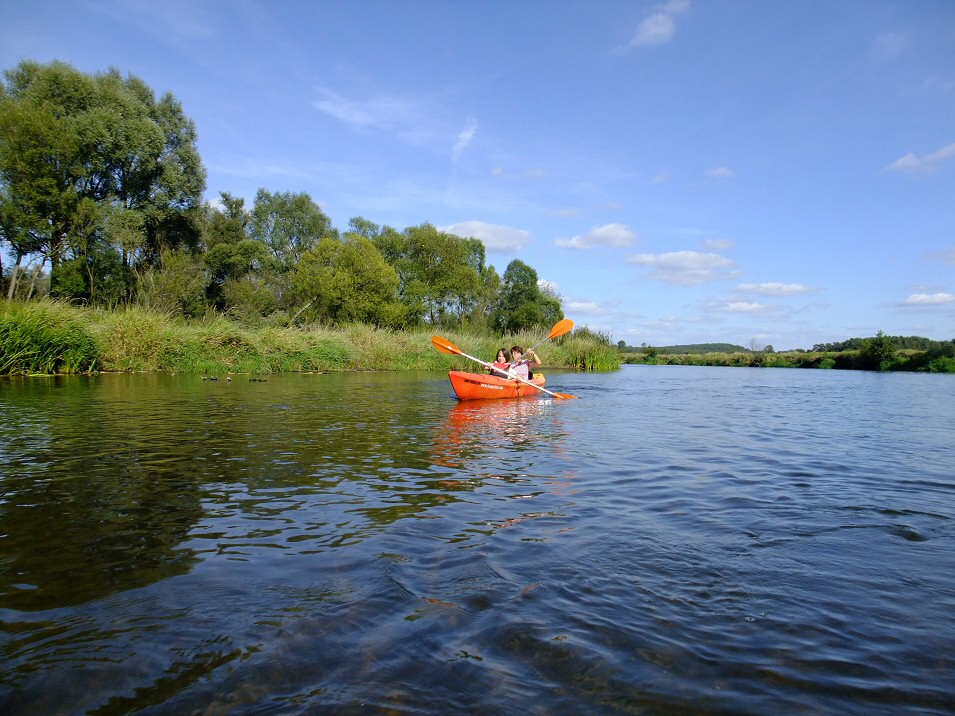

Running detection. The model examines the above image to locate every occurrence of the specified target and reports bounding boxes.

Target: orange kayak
[448,370,546,400]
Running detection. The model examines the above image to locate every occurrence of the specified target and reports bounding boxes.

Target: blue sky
[2,0,953,349]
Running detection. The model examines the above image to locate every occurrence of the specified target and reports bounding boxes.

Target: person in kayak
[489,348,512,378]
[509,345,541,380]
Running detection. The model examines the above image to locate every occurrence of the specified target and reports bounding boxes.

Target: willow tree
[289,235,401,326]
[373,223,485,326]
[491,259,563,334]
[0,60,205,302]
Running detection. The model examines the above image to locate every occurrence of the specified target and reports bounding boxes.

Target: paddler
[509,345,541,380]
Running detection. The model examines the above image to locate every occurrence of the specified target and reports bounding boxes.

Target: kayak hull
[448,370,546,400]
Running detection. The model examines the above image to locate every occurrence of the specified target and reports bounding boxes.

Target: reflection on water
[1,367,954,714]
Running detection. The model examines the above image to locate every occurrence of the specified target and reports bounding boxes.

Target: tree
[137,249,208,317]
[289,235,400,326]
[249,189,333,270]
[859,330,897,371]
[202,193,269,312]
[491,259,563,334]
[0,60,205,302]
[373,223,484,326]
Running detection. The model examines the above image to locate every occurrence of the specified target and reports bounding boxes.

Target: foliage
[551,327,619,370]
[491,259,562,334]
[137,250,208,317]
[249,188,334,270]
[813,335,953,353]
[858,330,897,371]
[0,60,205,302]
[373,222,487,326]
[0,299,98,374]
[289,235,401,326]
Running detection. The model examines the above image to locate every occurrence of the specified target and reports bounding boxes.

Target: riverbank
[0,300,620,376]
[622,348,955,373]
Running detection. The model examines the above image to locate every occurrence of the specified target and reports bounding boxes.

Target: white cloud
[884,142,955,174]
[706,166,734,179]
[538,279,560,296]
[737,282,817,296]
[627,250,738,284]
[452,117,478,161]
[901,292,955,306]
[566,300,604,315]
[555,223,637,250]
[723,301,766,313]
[442,220,531,253]
[628,0,690,48]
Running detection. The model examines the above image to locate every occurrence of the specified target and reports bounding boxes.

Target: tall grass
[0,301,621,375]
[0,300,99,375]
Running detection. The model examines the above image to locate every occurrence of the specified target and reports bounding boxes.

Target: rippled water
[1,366,954,714]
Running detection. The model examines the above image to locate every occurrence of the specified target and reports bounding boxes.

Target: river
[1,366,953,714]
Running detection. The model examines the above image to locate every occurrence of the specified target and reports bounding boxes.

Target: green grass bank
[0,300,620,376]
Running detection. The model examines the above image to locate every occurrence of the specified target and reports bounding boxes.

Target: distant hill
[619,335,955,355]
[621,342,749,354]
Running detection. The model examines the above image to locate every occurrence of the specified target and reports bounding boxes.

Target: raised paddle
[509,318,575,371]
[431,335,577,400]
[524,318,574,356]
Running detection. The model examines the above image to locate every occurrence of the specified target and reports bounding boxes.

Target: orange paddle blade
[548,318,574,340]
[431,336,461,355]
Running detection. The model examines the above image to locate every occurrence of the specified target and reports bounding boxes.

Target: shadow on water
[0,375,201,611]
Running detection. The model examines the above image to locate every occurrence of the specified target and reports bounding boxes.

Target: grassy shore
[0,300,621,376]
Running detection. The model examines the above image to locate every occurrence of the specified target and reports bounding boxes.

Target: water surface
[1,367,954,714]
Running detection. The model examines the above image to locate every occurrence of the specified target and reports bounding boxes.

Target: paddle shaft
[522,318,574,356]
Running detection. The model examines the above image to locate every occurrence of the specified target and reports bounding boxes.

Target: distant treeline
[811,336,954,352]
[619,332,955,374]
[617,342,748,354]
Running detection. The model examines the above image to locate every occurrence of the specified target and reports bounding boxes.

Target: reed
[0,302,622,375]
[0,300,99,375]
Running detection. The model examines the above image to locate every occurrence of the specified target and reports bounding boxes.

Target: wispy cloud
[627,0,691,49]
[700,238,734,251]
[555,223,637,250]
[442,220,531,253]
[884,142,955,174]
[706,166,734,179]
[452,116,478,161]
[900,292,955,306]
[737,282,817,296]
[491,166,547,179]
[923,248,955,265]
[870,32,906,62]
[313,87,414,129]
[627,250,739,284]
